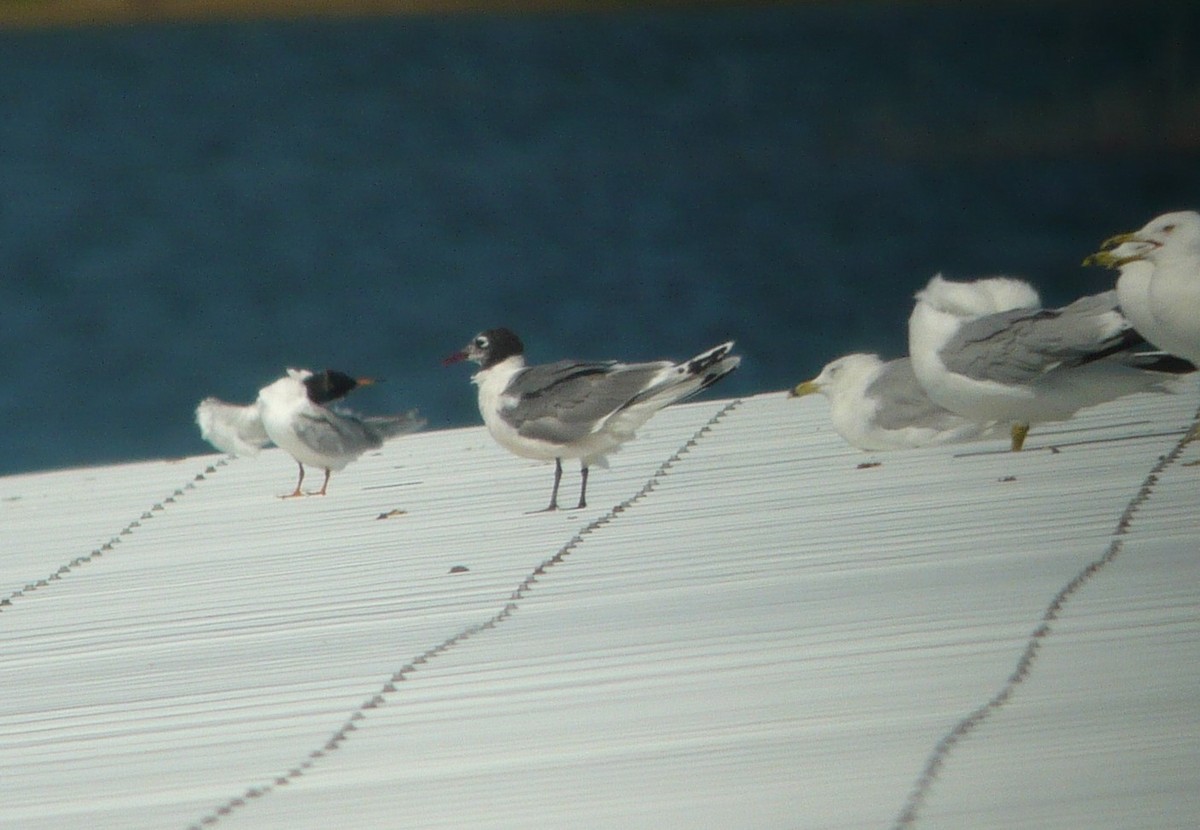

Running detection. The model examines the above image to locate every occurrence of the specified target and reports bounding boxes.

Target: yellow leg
[1010,423,1030,452]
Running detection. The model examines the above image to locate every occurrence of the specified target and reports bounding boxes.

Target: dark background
[1,1,1198,475]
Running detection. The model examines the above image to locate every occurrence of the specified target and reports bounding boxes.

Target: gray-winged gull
[790,353,998,451]
[444,328,740,512]
[197,369,424,497]
[908,274,1193,451]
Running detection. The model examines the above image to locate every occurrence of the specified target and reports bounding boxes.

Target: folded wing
[940,291,1141,384]
[502,360,671,444]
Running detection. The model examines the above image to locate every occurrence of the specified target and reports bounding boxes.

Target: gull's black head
[304,369,375,404]
[444,327,525,370]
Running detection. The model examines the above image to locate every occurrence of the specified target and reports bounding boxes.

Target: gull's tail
[584,342,740,458]
[684,341,741,395]
[626,341,741,412]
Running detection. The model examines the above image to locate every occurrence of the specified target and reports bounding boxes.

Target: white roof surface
[3,382,1199,829]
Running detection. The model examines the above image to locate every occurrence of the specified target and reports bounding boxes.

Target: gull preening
[790,353,998,451]
[1089,210,1200,367]
[197,368,424,497]
[445,328,740,512]
[907,274,1192,451]
[1084,237,1159,351]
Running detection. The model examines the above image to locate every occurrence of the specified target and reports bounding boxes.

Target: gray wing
[294,409,384,457]
[363,409,426,440]
[867,359,968,431]
[939,291,1138,384]
[195,398,272,456]
[504,360,619,397]
[503,360,670,444]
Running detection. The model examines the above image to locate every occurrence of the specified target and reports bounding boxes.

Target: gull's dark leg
[281,462,306,499]
[576,464,589,509]
[528,458,563,513]
[546,457,562,510]
[311,468,332,496]
[525,460,561,513]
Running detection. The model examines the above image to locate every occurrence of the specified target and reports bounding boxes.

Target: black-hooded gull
[197,369,424,497]
[445,328,739,512]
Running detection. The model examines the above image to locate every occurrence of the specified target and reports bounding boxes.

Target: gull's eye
[474,335,490,349]
[1163,224,1176,233]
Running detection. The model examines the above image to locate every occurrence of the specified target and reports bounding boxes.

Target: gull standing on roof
[197,369,425,497]
[790,354,998,451]
[908,274,1193,451]
[445,328,740,512]
[1087,210,1200,367]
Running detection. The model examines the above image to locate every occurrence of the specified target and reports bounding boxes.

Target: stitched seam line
[0,458,231,613]
[891,412,1199,829]
[189,399,743,828]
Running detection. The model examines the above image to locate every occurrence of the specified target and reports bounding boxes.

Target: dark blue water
[2,3,1198,475]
